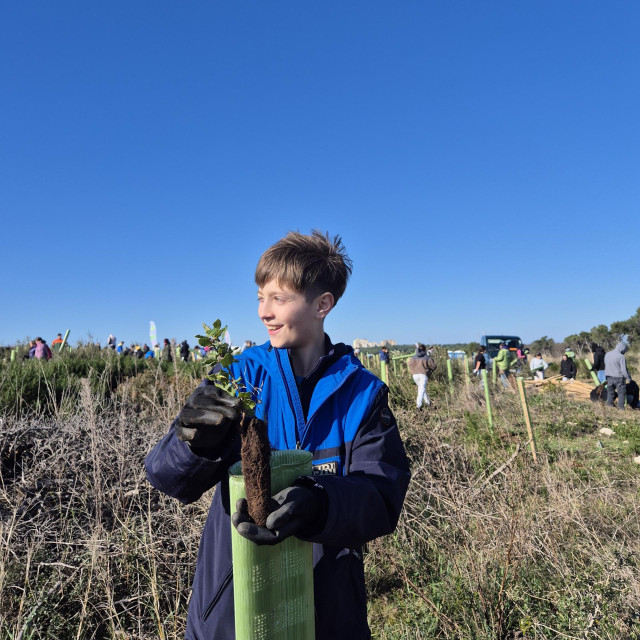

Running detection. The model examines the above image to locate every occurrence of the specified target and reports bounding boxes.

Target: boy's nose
[258,301,273,320]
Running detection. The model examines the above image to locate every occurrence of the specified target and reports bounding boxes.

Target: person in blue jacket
[145,230,410,640]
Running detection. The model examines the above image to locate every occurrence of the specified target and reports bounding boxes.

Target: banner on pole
[150,321,158,347]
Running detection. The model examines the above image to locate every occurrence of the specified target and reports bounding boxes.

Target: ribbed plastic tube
[229,450,315,640]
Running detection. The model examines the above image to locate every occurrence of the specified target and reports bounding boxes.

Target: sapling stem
[196,320,272,526]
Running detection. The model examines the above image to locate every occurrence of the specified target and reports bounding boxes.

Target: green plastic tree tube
[380,360,388,385]
[492,359,497,385]
[59,329,70,351]
[10,349,15,362]
[446,359,453,382]
[584,358,601,386]
[229,450,315,640]
[481,369,494,436]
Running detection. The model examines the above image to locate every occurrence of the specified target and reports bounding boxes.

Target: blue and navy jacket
[145,339,410,640]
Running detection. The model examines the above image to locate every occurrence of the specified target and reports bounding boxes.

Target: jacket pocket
[202,566,233,622]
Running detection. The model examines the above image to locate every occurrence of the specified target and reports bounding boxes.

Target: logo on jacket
[313,461,338,475]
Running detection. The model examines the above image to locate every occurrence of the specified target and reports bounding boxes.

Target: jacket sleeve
[144,416,240,504]
[301,387,410,548]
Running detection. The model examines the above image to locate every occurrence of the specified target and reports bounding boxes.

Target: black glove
[175,385,242,452]
[231,483,326,546]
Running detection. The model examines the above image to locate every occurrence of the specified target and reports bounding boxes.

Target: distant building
[353,338,397,349]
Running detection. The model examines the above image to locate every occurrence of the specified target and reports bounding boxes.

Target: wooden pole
[516,377,538,462]
[481,369,494,436]
[464,355,470,387]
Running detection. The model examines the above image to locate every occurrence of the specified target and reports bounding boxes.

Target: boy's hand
[232,484,324,545]
[175,385,242,450]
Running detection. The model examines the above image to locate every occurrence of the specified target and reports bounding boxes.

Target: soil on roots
[239,415,272,526]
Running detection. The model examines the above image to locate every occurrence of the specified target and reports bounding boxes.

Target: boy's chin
[269,337,294,349]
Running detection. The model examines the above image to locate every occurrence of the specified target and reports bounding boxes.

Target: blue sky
[1,1,638,348]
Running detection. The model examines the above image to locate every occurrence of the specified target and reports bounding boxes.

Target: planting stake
[481,369,494,436]
[516,377,538,463]
[584,358,601,386]
[463,355,470,387]
[446,359,453,383]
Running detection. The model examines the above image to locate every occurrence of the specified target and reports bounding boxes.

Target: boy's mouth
[266,325,283,335]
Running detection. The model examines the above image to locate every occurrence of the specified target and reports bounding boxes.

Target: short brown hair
[255,230,353,304]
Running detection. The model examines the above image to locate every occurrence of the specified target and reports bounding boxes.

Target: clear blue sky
[2,1,639,348]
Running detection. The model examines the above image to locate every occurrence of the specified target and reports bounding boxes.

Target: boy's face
[257,280,331,350]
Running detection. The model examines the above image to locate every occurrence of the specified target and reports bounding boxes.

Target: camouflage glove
[175,385,242,452]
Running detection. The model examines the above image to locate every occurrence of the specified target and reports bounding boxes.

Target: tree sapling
[197,320,272,526]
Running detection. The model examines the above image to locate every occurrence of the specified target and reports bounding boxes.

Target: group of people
[403,339,634,412]
[22,334,66,360]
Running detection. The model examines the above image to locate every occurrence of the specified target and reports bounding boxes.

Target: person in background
[591,343,606,383]
[530,352,549,380]
[51,333,64,351]
[473,345,487,388]
[474,345,487,375]
[408,343,435,409]
[116,341,124,354]
[107,334,117,350]
[180,340,190,362]
[34,337,52,360]
[162,338,173,363]
[144,348,155,359]
[560,353,577,382]
[604,341,632,410]
[239,340,253,353]
[493,342,513,389]
[25,341,36,360]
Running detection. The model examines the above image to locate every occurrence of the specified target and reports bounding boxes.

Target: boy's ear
[315,292,335,319]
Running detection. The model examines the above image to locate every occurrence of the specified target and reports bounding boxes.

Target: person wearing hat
[529,352,549,380]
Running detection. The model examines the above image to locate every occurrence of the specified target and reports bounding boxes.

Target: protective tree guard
[380,360,388,385]
[446,359,453,383]
[481,369,494,436]
[583,358,601,386]
[59,329,70,352]
[229,450,315,640]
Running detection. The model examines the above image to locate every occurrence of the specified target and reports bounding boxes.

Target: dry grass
[1,358,640,638]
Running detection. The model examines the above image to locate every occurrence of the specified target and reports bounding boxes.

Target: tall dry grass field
[1,353,640,638]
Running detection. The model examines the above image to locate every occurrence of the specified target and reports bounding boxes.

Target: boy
[145,230,410,640]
